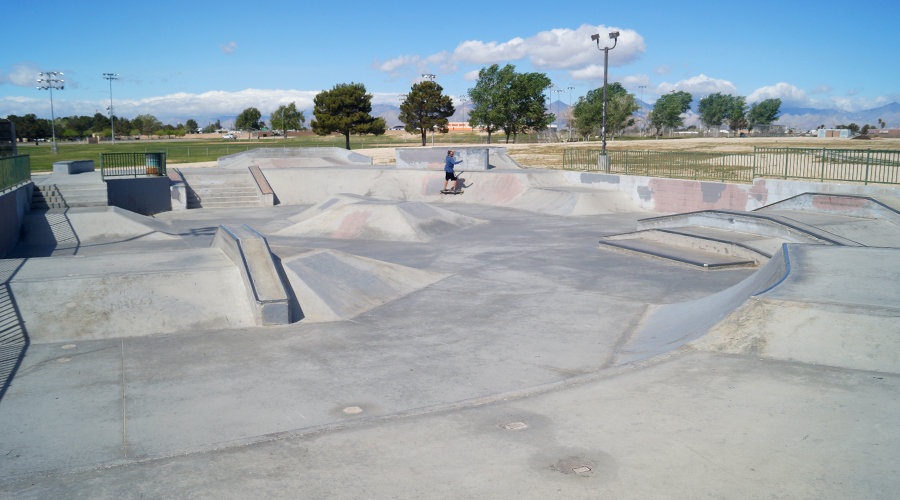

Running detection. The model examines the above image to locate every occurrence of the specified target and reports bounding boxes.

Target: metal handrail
[0,154,31,191]
[100,152,167,180]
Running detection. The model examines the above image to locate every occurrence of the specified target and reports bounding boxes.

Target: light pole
[460,94,468,126]
[553,89,565,140]
[567,87,575,141]
[638,85,647,136]
[103,73,120,145]
[591,30,619,153]
[36,72,64,154]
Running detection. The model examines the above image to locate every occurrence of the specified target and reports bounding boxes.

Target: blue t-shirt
[444,155,462,172]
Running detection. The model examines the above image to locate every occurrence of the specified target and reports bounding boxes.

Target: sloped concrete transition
[2,148,899,498]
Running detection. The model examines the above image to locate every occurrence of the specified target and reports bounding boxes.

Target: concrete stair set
[31,183,108,209]
[179,169,262,209]
[599,193,900,269]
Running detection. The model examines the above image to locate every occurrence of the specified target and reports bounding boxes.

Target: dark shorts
[445,171,457,181]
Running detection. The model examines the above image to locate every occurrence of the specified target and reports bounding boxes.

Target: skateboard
[441,189,464,195]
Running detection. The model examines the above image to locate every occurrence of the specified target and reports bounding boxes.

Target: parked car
[222,133,237,139]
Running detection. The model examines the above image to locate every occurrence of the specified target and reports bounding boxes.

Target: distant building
[817,129,851,138]
[447,122,485,131]
[866,128,900,138]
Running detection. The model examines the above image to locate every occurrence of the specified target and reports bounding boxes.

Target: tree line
[4,113,207,141]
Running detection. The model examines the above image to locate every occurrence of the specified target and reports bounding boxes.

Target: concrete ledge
[52,160,95,175]
[168,169,188,211]
[396,147,490,170]
[211,224,290,326]
[248,166,274,206]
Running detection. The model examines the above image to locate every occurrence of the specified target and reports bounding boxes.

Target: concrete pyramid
[280,248,446,322]
[275,194,484,242]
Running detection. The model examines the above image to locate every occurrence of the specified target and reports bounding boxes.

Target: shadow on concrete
[271,252,305,323]
[0,258,29,405]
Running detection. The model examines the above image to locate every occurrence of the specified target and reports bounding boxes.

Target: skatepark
[1,145,899,498]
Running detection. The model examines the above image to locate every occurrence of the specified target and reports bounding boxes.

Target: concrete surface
[106,176,171,215]
[0,180,32,257]
[1,154,899,498]
[276,194,485,242]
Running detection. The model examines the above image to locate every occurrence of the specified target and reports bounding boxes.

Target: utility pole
[638,85,647,137]
[103,73,120,145]
[36,72,64,154]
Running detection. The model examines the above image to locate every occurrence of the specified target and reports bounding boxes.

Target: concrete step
[187,188,257,196]
[188,196,260,204]
[31,201,109,209]
[188,201,262,209]
[33,193,108,201]
[598,237,757,269]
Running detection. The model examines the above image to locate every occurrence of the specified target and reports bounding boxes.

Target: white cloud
[374,24,645,83]
[220,42,237,55]
[570,64,604,81]
[0,88,411,124]
[654,64,671,75]
[810,84,832,95]
[746,82,894,112]
[657,74,737,95]
[0,62,42,87]
[463,70,480,81]
[619,74,651,88]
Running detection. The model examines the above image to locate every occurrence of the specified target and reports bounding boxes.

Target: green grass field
[20,133,493,171]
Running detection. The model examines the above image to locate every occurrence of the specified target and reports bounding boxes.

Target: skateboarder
[443,150,463,193]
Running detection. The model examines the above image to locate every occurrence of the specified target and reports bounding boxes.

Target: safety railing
[754,148,900,185]
[0,154,31,191]
[562,148,900,185]
[100,152,166,179]
[562,149,755,183]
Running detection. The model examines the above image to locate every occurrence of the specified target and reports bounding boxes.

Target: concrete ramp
[276,194,485,241]
[218,147,373,169]
[280,249,447,322]
[616,244,790,365]
[15,206,180,255]
[6,249,256,342]
[754,192,900,225]
[693,246,900,373]
[509,186,641,216]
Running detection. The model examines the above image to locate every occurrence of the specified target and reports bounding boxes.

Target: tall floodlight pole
[638,85,647,136]
[591,31,619,153]
[554,89,565,140]
[103,73,120,145]
[36,72,65,154]
[460,95,468,126]
[567,87,575,141]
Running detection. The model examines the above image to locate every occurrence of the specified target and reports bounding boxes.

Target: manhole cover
[552,457,595,475]
[496,418,529,431]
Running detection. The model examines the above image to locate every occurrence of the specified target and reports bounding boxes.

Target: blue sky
[2,0,898,125]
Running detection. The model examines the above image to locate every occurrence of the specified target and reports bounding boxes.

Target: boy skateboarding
[442,150,463,194]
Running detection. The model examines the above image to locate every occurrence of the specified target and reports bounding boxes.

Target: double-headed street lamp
[553,88,565,138]
[36,72,64,154]
[460,94,468,124]
[638,85,647,136]
[103,73,120,145]
[591,30,619,153]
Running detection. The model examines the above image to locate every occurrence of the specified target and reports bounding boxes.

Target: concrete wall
[562,171,900,213]
[106,177,171,215]
[0,181,33,257]
[167,170,188,211]
[218,147,373,168]
[396,147,490,170]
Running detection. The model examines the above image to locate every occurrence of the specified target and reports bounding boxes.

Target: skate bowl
[395,146,523,170]
[617,244,900,373]
[279,248,447,322]
[259,168,643,217]
[275,194,485,242]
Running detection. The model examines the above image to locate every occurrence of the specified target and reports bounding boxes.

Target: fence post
[783,148,788,179]
[752,147,757,180]
[821,148,826,182]
[624,151,628,172]
[865,150,871,185]
[188,147,190,157]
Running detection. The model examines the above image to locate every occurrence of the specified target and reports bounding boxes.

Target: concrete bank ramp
[616,245,790,366]
[259,168,643,217]
[6,249,256,342]
[218,147,373,169]
[693,246,900,373]
[280,249,447,322]
[14,206,180,256]
[275,194,485,241]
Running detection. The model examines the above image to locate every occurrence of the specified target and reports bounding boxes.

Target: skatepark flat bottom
[1,203,898,499]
